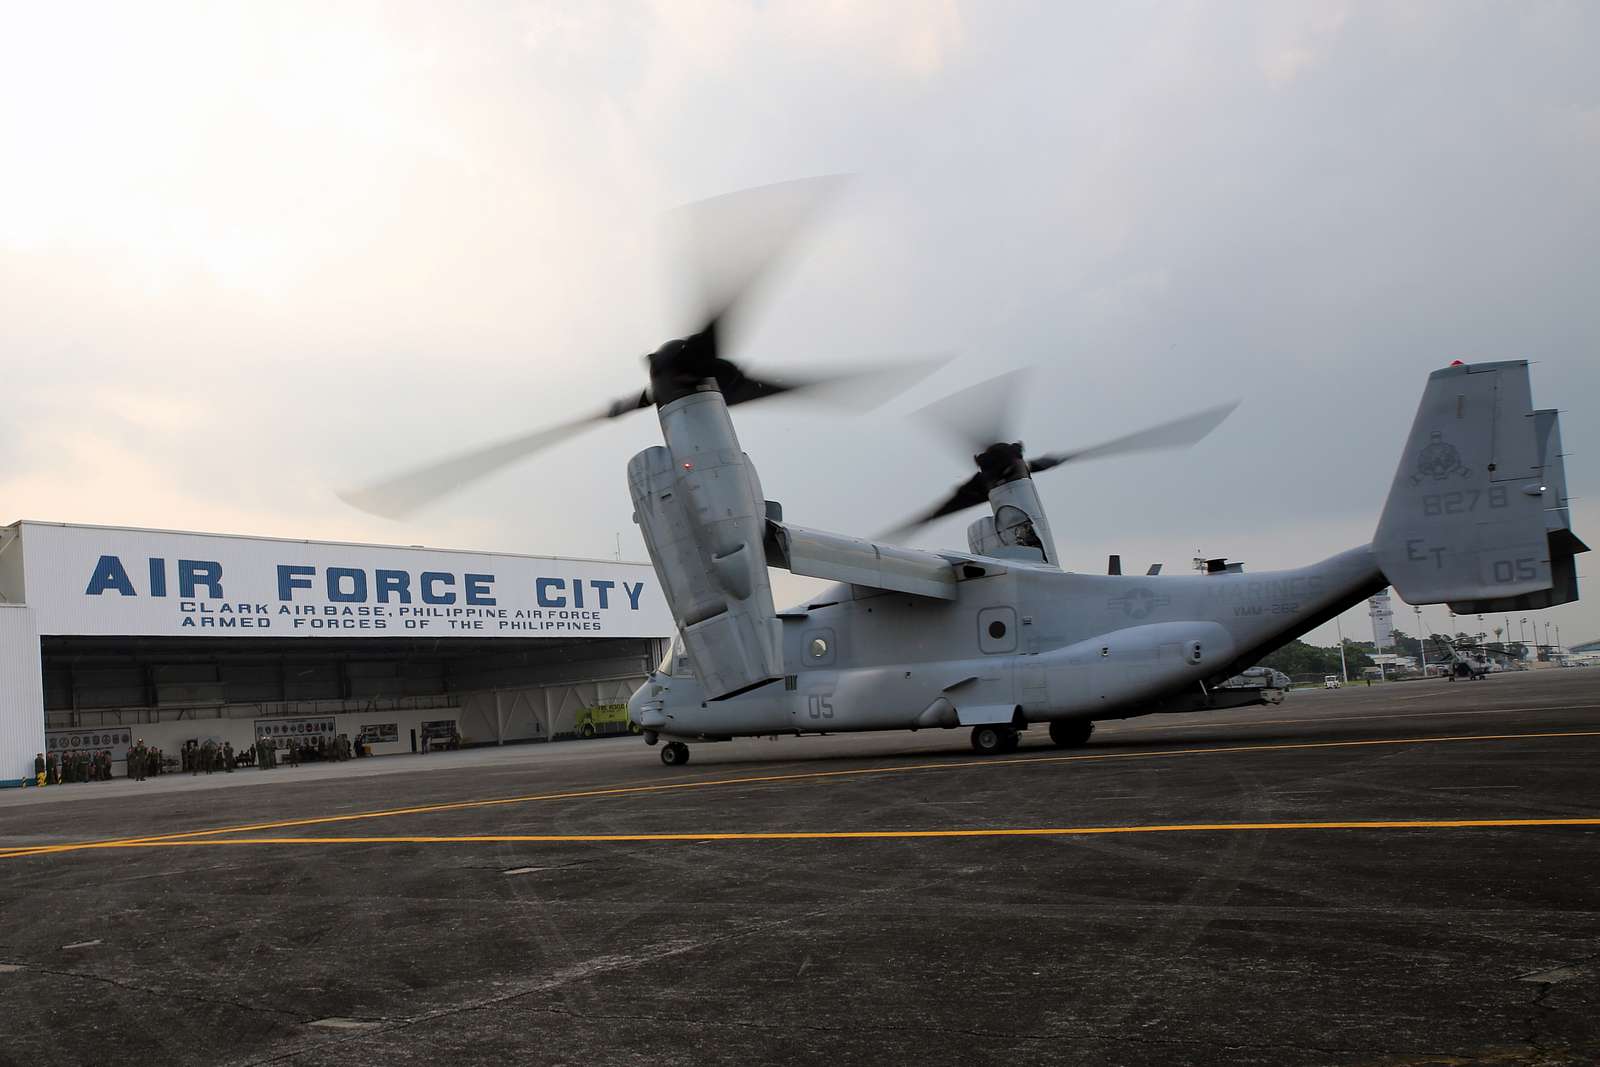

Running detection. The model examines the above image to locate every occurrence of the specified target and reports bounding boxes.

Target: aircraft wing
[765,522,959,600]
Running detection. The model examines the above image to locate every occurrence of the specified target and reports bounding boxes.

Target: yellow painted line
[5,728,1599,861]
[26,817,1600,852]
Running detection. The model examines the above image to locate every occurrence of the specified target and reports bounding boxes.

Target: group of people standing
[182,739,241,774]
[34,749,110,784]
[32,732,368,787]
[263,733,361,768]
[33,741,165,785]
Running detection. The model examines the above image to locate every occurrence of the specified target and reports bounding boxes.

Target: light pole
[1545,621,1552,658]
[1520,617,1528,648]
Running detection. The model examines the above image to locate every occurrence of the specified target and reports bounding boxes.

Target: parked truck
[572,703,640,739]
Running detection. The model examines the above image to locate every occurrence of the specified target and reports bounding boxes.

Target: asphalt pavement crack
[1520,951,1600,1054]
[8,962,314,1023]
[225,904,853,1066]
[503,1003,1397,1056]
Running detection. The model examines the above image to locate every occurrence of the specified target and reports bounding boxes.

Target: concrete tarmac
[2,670,1598,1065]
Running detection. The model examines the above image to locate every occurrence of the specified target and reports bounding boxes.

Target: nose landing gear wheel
[970,725,1016,755]
[660,741,690,766]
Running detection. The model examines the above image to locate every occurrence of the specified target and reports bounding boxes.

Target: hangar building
[0,521,672,782]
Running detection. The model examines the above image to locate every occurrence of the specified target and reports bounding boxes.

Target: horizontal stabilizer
[1374,362,1584,610]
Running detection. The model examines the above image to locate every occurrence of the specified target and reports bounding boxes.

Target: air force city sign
[9,522,673,640]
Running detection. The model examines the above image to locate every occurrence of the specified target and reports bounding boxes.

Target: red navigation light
[682,462,694,470]
[1449,359,1466,366]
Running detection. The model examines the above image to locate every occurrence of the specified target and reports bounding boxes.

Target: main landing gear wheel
[1048,720,1095,748]
[970,725,1017,755]
[660,742,690,766]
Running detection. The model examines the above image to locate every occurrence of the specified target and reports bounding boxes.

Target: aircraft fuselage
[630,545,1384,741]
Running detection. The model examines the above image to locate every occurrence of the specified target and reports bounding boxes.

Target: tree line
[1258,627,1529,680]
[1259,639,1374,679]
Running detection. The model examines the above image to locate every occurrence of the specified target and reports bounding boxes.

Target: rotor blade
[1027,400,1241,474]
[722,356,949,411]
[337,395,647,519]
[673,174,852,340]
[877,472,989,543]
[341,352,942,522]
[911,367,1033,455]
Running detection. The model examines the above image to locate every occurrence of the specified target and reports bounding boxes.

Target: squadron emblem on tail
[1410,430,1471,485]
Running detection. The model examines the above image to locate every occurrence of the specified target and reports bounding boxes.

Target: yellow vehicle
[573,703,640,739]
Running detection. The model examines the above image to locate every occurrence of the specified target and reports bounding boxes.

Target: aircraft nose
[629,681,667,730]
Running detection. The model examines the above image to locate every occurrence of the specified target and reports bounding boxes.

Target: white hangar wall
[7,520,670,639]
[0,605,46,782]
[0,521,676,775]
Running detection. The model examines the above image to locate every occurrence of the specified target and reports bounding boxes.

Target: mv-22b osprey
[346,180,1585,766]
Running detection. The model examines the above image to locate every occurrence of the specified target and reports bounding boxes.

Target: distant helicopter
[347,179,1586,765]
[1429,636,1501,680]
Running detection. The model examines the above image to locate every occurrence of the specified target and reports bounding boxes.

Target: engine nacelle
[966,478,1058,566]
[628,387,783,699]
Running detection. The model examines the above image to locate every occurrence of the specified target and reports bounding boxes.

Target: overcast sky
[2,1,1596,650]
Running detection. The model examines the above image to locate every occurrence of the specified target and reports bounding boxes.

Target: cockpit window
[657,635,689,677]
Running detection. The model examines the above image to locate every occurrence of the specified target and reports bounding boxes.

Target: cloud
[2,1,1597,645]
[1259,2,1349,85]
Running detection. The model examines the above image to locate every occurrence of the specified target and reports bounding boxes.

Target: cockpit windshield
[656,635,685,676]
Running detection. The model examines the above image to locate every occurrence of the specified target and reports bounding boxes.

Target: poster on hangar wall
[46,728,133,763]
[14,522,672,640]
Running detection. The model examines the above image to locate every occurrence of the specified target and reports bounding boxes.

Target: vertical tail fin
[1373,361,1586,611]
